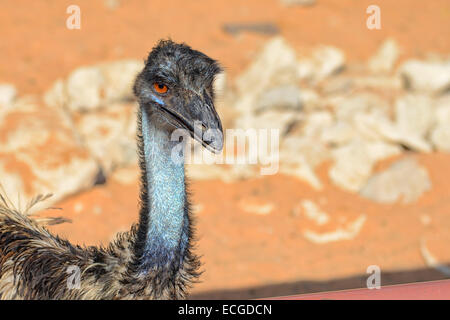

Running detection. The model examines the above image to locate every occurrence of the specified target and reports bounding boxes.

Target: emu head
[134,40,223,153]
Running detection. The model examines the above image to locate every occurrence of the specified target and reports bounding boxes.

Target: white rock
[399,59,450,93]
[364,141,402,162]
[328,138,400,193]
[329,140,375,192]
[395,94,434,138]
[216,99,241,130]
[298,46,345,81]
[313,46,345,80]
[299,88,321,111]
[229,93,255,119]
[279,136,327,189]
[256,85,302,113]
[44,59,144,111]
[0,84,17,108]
[320,121,356,146]
[213,76,240,129]
[368,38,400,74]
[72,102,138,174]
[100,60,143,103]
[297,59,315,80]
[301,111,334,138]
[360,157,431,204]
[321,77,353,95]
[236,37,300,97]
[239,199,274,215]
[353,111,432,152]
[65,66,105,111]
[431,125,450,152]
[334,92,390,122]
[281,135,330,168]
[0,97,100,208]
[43,79,67,110]
[299,200,330,225]
[433,95,450,126]
[352,75,402,90]
[431,97,450,151]
[303,214,367,244]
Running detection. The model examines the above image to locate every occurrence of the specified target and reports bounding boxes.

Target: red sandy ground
[0,0,449,298]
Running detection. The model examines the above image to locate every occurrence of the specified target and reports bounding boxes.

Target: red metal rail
[268,279,450,300]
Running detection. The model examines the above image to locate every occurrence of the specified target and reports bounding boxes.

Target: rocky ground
[0,0,449,298]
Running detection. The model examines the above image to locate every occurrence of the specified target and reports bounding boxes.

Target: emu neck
[137,107,188,272]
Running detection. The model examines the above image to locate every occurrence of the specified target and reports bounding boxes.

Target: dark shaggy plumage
[0,202,199,299]
[0,39,222,300]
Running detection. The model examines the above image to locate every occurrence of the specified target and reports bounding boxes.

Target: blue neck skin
[138,105,189,271]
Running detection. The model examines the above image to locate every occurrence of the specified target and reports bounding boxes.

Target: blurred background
[0,0,449,299]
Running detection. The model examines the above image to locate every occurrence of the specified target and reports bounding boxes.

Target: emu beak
[193,100,223,153]
[161,93,223,153]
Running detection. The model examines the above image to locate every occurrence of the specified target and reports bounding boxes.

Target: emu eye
[153,82,168,94]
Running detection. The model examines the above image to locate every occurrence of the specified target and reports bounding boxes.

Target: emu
[0,40,223,299]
